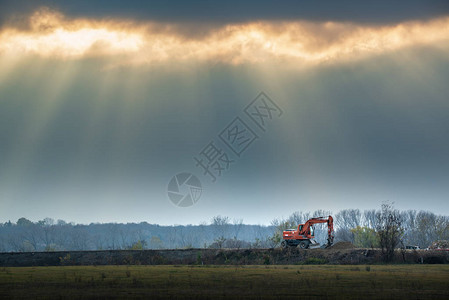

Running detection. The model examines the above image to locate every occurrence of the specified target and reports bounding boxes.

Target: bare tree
[70,226,89,250]
[363,209,378,229]
[92,233,106,250]
[198,222,210,248]
[37,218,56,250]
[288,211,310,226]
[335,209,362,243]
[119,226,131,249]
[232,218,244,240]
[7,231,28,252]
[211,216,230,248]
[23,225,41,251]
[376,203,403,262]
[167,226,178,249]
[105,223,120,250]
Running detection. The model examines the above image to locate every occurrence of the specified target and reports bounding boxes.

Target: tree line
[0,216,273,252]
[270,204,449,253]
[0,205,447,252]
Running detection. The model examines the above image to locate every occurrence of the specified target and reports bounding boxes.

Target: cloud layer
[1,8,449,67]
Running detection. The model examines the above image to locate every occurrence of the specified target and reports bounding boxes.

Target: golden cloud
[1,8,448,67]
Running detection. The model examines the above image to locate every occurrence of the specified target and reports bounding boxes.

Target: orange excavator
[281,216,334,249]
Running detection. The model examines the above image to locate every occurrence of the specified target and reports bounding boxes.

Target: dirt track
[0,247,447,267]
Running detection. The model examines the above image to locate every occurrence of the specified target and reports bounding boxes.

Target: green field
[1,265,448,299]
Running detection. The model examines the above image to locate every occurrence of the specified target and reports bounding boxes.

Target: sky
[0,1,448,225]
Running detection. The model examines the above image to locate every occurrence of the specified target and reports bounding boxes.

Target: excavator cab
[299,224,314,237]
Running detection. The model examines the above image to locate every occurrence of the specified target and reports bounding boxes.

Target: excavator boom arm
[302,216,334,247]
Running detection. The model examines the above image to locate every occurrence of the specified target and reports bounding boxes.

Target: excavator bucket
[324,239,333,249]
[309,239,321,249]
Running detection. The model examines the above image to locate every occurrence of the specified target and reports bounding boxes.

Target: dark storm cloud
[1,0,448,28]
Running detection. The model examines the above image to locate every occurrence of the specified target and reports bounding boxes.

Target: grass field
[1,265,448,299]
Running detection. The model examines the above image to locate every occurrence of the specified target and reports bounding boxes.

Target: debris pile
[329,242,355,250]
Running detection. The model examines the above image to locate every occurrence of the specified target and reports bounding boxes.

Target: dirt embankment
[328,242,355,250]
[0,247,448,267]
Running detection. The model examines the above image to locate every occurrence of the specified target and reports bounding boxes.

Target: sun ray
[0,58,84,194]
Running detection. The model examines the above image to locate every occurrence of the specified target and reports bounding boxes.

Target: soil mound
[329,242,355,249]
